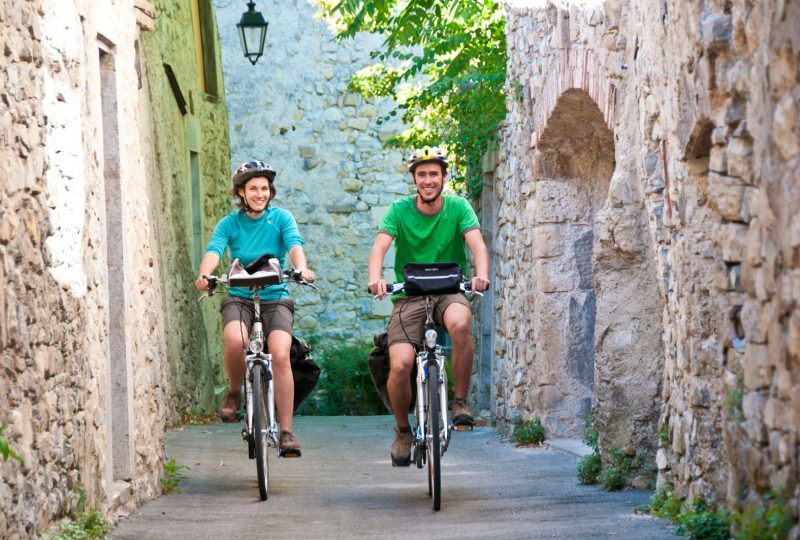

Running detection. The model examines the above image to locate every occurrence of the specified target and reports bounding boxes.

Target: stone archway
[532,87,663,454]
[530,88,614,436]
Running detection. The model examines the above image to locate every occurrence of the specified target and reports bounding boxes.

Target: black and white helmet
[231,160,276,189]
[407,146,448,173]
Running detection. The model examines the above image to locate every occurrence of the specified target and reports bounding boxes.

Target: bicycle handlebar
[198,268,317,301]
[367,281,487,297]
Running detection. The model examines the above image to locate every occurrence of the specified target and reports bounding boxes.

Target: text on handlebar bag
[402,262,463,296]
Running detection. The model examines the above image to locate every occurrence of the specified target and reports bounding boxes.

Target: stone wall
[499,0,799,523]
[0,0,230,535]
[216,0,410,345]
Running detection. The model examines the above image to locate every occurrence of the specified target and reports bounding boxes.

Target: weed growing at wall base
[599,447,643,491]
[511,416,545,446]
[577,452,602,485]
[41,485,110,540]
[161,458,190,494]
[644,485,793,539]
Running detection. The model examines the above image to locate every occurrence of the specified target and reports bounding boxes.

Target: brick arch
[533,48,617,148]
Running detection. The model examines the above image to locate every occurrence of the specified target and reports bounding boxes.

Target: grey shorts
[387,294,471,347]
[220,295,294,335]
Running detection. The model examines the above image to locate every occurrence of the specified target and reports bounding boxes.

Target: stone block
[644,153,660,176]
[532,225,564,258]
[726,137,753,182]
[534,259,576,293]
[361,105,378,118]
[341,178,363,192]
[347,118,370,131]
[608,170,632,207]
[702,14,732,50]
[743,342,770,390]
[532,180,583,224]
[709,146,727,173]
[740,298,768,344]
[708,172,745,221]
[719,222,747,262]
[773,94,799,160]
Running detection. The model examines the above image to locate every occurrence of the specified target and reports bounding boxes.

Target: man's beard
[417,183,444,205]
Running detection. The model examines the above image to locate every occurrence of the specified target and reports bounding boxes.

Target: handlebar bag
[402,262,463,296]
[228,255,282,288]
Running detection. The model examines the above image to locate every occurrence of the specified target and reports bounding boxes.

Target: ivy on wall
[313,0,507,198]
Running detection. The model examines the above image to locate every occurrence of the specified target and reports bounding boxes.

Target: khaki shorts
[387,294,471,347]
[221,295,294,335]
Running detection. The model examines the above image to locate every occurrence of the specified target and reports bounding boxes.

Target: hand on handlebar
[470,276,490,293]
[298,268,315,283]
[368,278,389,300]
[195,275,210,292]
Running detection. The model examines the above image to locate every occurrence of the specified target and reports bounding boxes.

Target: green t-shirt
[380,195,480,283]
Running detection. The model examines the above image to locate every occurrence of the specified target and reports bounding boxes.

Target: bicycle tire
[427,361,441,511]
[252,363,270,501]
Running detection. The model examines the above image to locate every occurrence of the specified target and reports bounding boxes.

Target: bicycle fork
[244,353,279,449]
[414,347,451,457]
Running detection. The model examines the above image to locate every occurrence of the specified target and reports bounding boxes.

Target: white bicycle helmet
[407,146,449,173]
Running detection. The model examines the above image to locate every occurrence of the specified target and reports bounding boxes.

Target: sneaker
[451,398,474,429]
[279,430,302,458]
[217,391,242,423]
[391,428,414,467]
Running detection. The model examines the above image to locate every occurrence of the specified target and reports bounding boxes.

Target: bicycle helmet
[231,160,276,212]
[407,146,449,173]
[231,160,276,189]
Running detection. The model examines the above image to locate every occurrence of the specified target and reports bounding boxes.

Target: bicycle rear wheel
[252,363,270,501]
[426,362,442,511]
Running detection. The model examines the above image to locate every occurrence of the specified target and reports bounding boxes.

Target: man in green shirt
[367,146,490,466]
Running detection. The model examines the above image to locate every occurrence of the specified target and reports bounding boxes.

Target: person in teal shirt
[195,160,314,457]
[367,146,490,467]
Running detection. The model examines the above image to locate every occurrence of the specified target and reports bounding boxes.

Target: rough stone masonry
[496,0,798,526]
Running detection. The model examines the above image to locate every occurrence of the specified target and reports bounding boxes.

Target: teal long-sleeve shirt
[205,207,303,300]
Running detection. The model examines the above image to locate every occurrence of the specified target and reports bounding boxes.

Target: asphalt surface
[111,416,677,539]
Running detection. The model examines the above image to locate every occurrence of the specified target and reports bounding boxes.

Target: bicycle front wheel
[252,363,270,501]
[426,362,442,511]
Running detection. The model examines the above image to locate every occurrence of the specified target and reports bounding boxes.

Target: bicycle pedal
[454,424,473,431]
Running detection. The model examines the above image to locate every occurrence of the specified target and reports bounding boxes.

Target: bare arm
[288,245,315,282]
[464,228,490,292]
[367,232,394,299]
[195,252,221,291]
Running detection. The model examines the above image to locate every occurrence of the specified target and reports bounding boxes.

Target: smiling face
[238,176,272,213]
[412,161,447,204]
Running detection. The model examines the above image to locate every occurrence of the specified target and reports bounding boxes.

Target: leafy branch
[314,0,508,199]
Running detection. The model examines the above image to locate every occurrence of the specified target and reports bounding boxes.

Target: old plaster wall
[0,0,231,535]
[215,0,410,345]
[500,0,799,521]
[139,0,232,418]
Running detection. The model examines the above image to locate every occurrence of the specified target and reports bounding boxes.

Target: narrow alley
[111,416,676,539]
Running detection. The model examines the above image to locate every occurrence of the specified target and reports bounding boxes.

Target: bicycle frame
[244,289,279,450]
[414,296,451,459]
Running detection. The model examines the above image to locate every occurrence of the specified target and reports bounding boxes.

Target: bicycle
[380,278,482,511]
[201,259,317,501]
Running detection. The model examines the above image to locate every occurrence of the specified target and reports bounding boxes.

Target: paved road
[111,416,677,539]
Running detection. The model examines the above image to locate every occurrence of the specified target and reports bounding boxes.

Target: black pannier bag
[402,262,463,296]
[367,332,416,412]
[290,335,320,411]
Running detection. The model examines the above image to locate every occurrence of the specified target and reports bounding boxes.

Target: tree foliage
[314,0,507,198]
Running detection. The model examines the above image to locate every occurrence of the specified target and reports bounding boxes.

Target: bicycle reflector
[425,329,437,350]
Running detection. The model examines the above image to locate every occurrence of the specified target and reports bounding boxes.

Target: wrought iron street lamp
[237,1,268,65]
